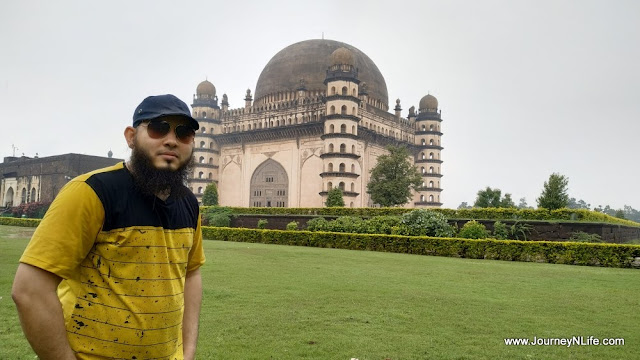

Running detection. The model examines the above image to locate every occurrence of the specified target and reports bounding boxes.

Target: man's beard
[129,145,195,199]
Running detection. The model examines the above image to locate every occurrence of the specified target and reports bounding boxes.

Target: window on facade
[429,139,434,145]
[328,163,334,172]
[421,167,425,174]
[421,139,426,145]
[198,187,203,194]
[331,86,336,95]
[342,86,348,95]
[330,105,335,114]
[429,181,434,188]
[199,156,205,163]
[340,144,346,153]
[421,152,425,160]
[341,105,347,115]
[330,124,335,133]
[429,195,434,202]
[328,182,333,190]
[350,183,355,192]
[429,152,434,159]
[208,173,212,179]
[420,195,425,202]
[198,172,203,179]
[339,163,345,172]
[202,112,207,118]
[200,141,205,148]
[351,145,355,153]
[339,182,345,191]
[340,124,346,133]
[351,164,355,173]
[429,167,434,173]
[209,158,213,164]
[329,143,334,152]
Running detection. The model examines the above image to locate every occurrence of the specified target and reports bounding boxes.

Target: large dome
[254,39,388,108]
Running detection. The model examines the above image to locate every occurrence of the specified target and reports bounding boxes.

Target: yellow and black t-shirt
[20,162,205,360]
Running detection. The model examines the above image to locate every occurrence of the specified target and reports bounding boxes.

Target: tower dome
[254,39,388,109]
[419,94,438,112]
[330,47,355,66]
[196,79,216,97]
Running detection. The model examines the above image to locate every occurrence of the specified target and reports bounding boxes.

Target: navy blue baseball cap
[132,94,199,130]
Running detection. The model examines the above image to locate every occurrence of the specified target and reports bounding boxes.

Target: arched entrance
[250,159,288,207]
[4,187,14,207]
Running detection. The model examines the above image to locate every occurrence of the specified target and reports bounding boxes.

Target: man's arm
[12,263,76,360]
[182,268,203,360]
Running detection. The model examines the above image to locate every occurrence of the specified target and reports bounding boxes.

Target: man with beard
[12,94,205,360]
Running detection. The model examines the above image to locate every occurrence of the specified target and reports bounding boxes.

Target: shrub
[9,202,51,219]
[327,216,365,233]
[458,220,489,239]
[203,206,232,227]
[569,231,603,243]
[362,216,402,235]
[492,221,510,240]
[257,219,268,229]
[397,209,455,237]
[286,221,299,231]
[305,217,330,231]
[510,221,533,241]
[200,227,640,268]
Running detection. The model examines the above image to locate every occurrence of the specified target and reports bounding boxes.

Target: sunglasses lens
[175,125,195,143]
[146,121,171,138]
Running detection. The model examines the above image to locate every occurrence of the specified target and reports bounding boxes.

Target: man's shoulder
[74,162,127,183]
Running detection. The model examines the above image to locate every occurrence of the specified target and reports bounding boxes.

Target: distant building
[188,39,444,208]
[0,153,122,207]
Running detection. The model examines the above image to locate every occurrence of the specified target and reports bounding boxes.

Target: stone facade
[188,39,444,208]
[0,154,122,207]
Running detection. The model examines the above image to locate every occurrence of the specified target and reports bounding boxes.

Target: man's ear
[124,126,136,149]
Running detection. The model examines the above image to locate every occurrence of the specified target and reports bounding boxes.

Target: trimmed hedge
[0,217,41,228]
[201,207,639,227]
[201,226,640,268]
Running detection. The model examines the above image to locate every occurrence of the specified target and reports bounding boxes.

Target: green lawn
[1,225,638,359]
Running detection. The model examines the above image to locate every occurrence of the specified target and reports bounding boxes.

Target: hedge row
[0,217,41,227]
[201,207,639,227]
[201,226,640,268]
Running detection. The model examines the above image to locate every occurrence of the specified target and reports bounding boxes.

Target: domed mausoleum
[188,39,444,208]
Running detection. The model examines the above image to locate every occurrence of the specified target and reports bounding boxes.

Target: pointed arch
[250,159,289,207]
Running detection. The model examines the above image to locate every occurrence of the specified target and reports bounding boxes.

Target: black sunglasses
[139,120,195,144]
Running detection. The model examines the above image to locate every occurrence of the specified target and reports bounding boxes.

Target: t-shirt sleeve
[186,210,205,272]
[19,180,105,280]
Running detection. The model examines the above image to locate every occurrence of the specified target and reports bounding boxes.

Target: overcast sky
[1,0,638,210]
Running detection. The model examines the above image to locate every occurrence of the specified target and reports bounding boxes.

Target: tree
[202,182,219,206]
[473,187,514,208]
[567,197,590,210]
[500,193,516,208]
[367,145,422,207]
[325,187,345,207]
[474,187,502,208]
[517,197,533,209]
[458,202,472,209]
[537,173,569,210]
